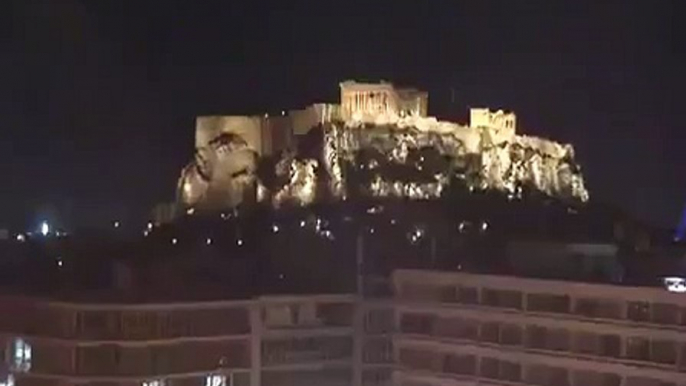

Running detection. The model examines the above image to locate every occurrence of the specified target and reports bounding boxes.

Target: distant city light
[481,221,489,231]
[299,220,306,228]
[147,222,153,230]
[237,239,244,246]
[206,238,212,245]
[113,221,120,228]
[408,226,425,245]
[171,238,178,245]
[272,224,280,233]
[664,277,686,293]
[15,234,25,242]
[186,208,195,215]
[56,257,63,267]
[319,230,335,241]
[40,222,49,236]
[143,230,149,237]
[367,205,384,214]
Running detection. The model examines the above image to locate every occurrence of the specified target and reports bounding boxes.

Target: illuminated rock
[177,80,589,212]
[178,131,259,210]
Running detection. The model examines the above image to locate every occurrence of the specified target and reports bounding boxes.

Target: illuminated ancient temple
[177,81,589,212]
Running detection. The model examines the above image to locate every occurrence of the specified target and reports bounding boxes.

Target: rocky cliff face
[178,115,588,211]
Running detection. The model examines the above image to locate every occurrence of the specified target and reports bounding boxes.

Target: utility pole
[352,230,364,386]
[356,231,365,296]
[430,235,438,269]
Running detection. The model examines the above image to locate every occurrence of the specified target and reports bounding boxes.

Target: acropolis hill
[177,81,589,211]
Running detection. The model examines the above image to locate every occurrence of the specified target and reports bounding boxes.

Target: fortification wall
[195,116,264,154]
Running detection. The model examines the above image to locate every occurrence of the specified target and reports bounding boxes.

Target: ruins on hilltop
[177,81,589,212]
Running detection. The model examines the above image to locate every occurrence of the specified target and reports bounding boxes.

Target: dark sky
[2,1,685,230]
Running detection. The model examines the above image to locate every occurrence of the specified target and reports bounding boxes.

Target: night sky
[2,1,685,230]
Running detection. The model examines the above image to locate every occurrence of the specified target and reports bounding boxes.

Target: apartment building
[0,294,393,386]
[392,269,686,386]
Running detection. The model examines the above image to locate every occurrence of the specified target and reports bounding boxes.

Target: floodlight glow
[40,222,49,236]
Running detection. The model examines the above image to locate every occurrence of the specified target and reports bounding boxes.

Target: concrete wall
[196,116,265,155]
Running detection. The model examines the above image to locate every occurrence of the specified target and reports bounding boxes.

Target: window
[398,348,434,371]
[599,334,621,358]
[205,374,229,386]
[479,357,499,379]
[400,313,434,335]
[433,317,477,340]
[572,331,599,355]
[546,328,570,352]
[525,325,547,349]
[627,302,651,322]
[364,309,393,334]
[0,375,14,386]
[362,368,391,386]
[480,322,500,343]
[401,284,443,301]
[499,361,522,382]
[438,286,457,302]
[363,339,393,364]
[12,338,31,372]
[626,337,650,361]
[143,380,165,386]
[575,298,621,319]
[500,323,523,346]
[479,357,521,382]
[482,289,522,310]
[679,343,686,371]
[443,354,475,375]
[527,294,570,314]
[263,305,295,327]
[650,340,677,365]
[624,377,676,386]
[572,371,621,386]
[651,303,679,325]
[525,364,570,386]
[456,286,479,304]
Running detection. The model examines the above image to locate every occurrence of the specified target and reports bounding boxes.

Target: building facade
[6,266,686,386]
[392,269,686,386]
[0,295,393,386]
